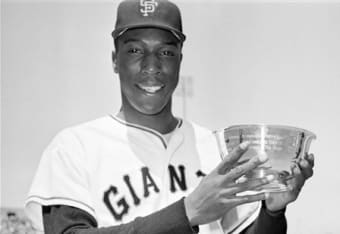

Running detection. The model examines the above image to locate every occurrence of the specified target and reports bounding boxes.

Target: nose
[141,53,161,75]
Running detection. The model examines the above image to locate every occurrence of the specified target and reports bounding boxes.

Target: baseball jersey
[25,115,260,233]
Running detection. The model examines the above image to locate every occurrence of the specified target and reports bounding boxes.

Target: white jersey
[25,115,260,233]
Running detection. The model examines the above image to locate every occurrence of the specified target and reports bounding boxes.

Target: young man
[25,0,314,233]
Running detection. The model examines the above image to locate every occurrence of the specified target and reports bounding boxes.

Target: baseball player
[25,0,314,233]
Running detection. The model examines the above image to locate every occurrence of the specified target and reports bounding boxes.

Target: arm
[240,201,287,234]
[241,153,315,234]
[43,198,199,234]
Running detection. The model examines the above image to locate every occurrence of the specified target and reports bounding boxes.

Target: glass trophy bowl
[213,125,316,193]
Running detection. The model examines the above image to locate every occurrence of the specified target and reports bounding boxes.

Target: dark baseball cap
[112,0,186,43]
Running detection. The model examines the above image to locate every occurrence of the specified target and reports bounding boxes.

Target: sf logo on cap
[140,0,158,16]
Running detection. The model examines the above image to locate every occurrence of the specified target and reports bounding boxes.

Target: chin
[137,106,166,116]
[123,95,172,116]
[132,100,170,115]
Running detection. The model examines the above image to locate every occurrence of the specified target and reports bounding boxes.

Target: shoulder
[42,115,124,160]
[65,115,120,136]
[51,115,122,145]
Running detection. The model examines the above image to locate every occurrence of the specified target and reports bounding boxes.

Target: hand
[184,142,274,226]
[265,153,315,212]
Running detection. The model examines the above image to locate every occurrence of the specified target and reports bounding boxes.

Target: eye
[160,50,175,57]
[127,48,143,54]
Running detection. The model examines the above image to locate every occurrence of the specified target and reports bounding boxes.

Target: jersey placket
[133,123,185,197]
[159,130,185,208]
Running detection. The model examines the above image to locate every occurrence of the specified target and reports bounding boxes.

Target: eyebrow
[123,38,140,44]
[164,41,179,47]
[123,38,179,47]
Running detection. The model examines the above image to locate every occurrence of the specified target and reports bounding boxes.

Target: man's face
[113,28,182,116]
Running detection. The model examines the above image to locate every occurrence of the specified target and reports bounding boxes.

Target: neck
[117,103,178,134]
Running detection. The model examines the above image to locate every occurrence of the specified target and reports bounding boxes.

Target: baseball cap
[112,0,186,43]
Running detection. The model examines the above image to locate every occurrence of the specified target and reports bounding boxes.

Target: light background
[1,0,340,233]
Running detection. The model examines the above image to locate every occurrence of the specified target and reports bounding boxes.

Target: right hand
[184,142,274,226]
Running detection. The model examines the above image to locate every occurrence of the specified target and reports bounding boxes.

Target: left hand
[265,153,315,212]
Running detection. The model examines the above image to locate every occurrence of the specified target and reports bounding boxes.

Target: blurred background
[1,0,340,233]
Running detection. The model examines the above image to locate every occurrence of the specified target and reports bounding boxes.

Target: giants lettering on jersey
[103,165,207,221]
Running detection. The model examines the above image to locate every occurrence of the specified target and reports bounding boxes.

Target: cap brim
[112,24,186,43]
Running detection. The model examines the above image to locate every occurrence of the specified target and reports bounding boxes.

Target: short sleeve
[25,129,95,232]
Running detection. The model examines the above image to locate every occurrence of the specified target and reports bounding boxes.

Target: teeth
[138,85,163,93]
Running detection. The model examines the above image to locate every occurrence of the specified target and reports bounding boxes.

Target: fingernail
[265,192,270,200]
[240,141,250,150]
[265,174,275,181]
[237,176,247,183]
[258,153,268,162]
[300,159,308,167]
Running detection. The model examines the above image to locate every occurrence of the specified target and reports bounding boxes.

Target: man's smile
[135,83,165,94]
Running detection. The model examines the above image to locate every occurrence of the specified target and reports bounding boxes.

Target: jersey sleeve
[42,198,198,234]
[25,129,95,232]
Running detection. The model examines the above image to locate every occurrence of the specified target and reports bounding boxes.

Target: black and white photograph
[1,0,340,233]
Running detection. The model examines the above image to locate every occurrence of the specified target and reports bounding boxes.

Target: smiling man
[114,27,182,133]
[25,0,314,234]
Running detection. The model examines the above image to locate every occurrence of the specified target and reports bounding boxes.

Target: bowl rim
[213,124,316,138]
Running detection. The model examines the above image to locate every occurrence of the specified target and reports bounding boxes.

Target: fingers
[298,156,314,179]
[291,163,302,178]
[227,192,267,206]
[305,153,315,168]
[227,175,275,194]
[291,153,314,180]
[216,141,250,174]
[287,155,314,196]
[225,153,268,181]
[288,163,305,191]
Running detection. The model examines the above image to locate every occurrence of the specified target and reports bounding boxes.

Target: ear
[112,51,118,74]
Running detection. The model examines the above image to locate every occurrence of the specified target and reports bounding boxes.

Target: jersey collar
[109,114,183,149]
